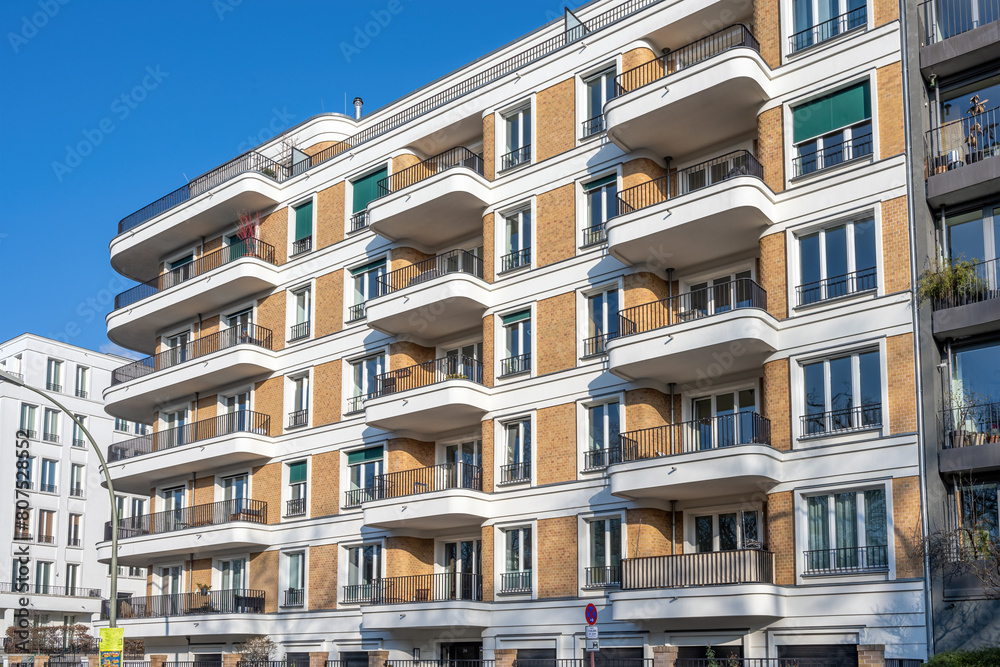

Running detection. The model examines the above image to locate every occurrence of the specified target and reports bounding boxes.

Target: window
[584,289,619,356]
[37,510,55,544]
[347,354,384,413]
[582,175,617,246]
[40,459,57,494]
[798,217,877,305]
[345,447,383,507]
[68,514,82,547]
[444,539,482,601]
[74,367,88,398]
[285,552,305,606]
[583,68,616,137]
[220,558,247,590]
[223,391,250,432]
[349,259,386,321]
[20,456,34,491]
[501,419,531,484]
[502,527,532,593]
[350,167,388,231]
[69,465,84,497]
[165,253,194,288]
[72,415,87,448]
[693,509,761,552]
[20,404,36,438]
[163,408,187,446]
[944,205,1000,286]
[35,562,52,594]
[346,544,381,602]
[114,417,129,432]
[792,82,873,177]
[939,73,1000,126]
[945,341,1000,446]
[585,517,622,587]
[291,200,314,255]
[690,389,763,450]
[46,359,63,392]
[790,0,866,52]
[116,495,126,521]
[501,310,532,376]
[802,349,882,435]
[131,498,145,518]
[287,461,307,517]
[135,422,149,436]
[288,375,309,428]
[165,331,191,366]
[444,440,483,489]
[445,343,484,383]
[956,481,999,558]
[805,488,888,573]
[679,151,754,195]
[501,106,532,170]
[685,270,756,318]
[289,287,312,341]
[15,509,31,540]
[65,564,79,595]
[585,401,620,470]
[42,409,59,443]
[162,487,184,530]
[500,209,531,272]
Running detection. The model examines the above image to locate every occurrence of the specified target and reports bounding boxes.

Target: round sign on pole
[585,603,598,625]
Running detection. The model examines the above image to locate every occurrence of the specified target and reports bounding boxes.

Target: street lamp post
[0,370,119,628]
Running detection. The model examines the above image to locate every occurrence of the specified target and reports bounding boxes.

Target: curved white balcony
[353,463,492,529]
[353,573,490,630]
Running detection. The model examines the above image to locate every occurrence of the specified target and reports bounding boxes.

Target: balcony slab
[365,381,491,437]
[609,584,783,624]
[926,155,1000,208]
[362,488,492,530]
[367,274,491,344]
[97,523,271,567]
[361,600,491,630]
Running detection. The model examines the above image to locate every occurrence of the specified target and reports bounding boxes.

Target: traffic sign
[586,639,600,652]
[585,603,598,624]
[586,626,599,640]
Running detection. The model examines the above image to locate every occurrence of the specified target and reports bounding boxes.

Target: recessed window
[501,209,531,273]
[500,419,531,484]
[67,514,82,547]
[584,401,620,470]
[288,376,310,428]
[289,287,312,341]
[805,488,888,573]
[46,359,63,392]
[501,526,532,593]
[291,200,313,256]
[689,389,765,450]
[501,310,532,377]
[349,259,386,321]
[20,403,37,438]
[345,544,381,602]
[789,0,867,53]
[583,68,616,137]
[583,288,619,357]
[345,446,384,508]
[287,461,307,517]
[351,167,388,231]
[585,517,622,587]
[582,175,617,246]
[798,217,877,305]
[72,415,87,448]
[37,510,55,544]
[74,367,89,398]
[792,82,873,177]
[40,459,57,494]
[284,552,305,607]
[802,349,882,436]
[69,465,84,497]
[347,354,384,414]
[501,106,532,170]
[693,509,761,552]
[163,408,187,446]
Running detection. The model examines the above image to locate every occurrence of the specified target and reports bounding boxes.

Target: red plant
[236,209,260,257]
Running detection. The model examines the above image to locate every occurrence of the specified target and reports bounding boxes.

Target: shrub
[926,646,1000,666]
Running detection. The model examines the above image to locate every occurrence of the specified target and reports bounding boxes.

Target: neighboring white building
[0,334,148,643]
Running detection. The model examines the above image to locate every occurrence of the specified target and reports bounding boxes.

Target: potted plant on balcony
[917,257,985,307]
[235,209,261,260]
[196,582,211,594]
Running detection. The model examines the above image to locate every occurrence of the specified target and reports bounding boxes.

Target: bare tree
[235,635,277,664]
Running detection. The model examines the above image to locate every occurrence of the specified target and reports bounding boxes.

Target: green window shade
[793,82,871,144]
[502,309,531,325]
[352,167,388,213]
[288,461,307,484]
[584,174,617,191]
[351,259,386,276]
[294,202,313,242]
[348,446,383,465]
[170,255,193,269]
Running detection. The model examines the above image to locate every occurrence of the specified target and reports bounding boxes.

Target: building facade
[0,334,147,645]
[98,0,929,663]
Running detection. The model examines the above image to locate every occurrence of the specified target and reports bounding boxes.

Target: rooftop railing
[621,549,774,589]
[104,497,267,541]
[788,6,867,53]
[108,410,270,462]
[376,147,484,198]
[374,355,484,396]
[102,589,266,619]
[617,278,767,337]
[376,249,484,296]
[927,257,1000,311]
[921,0,1000,43]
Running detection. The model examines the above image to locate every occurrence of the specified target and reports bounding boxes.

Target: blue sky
[0,0,573,357]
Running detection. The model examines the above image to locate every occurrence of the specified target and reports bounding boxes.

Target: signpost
[99,628,124,667]
[585,604,599,667]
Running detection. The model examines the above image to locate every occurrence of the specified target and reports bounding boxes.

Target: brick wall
[387,438,435,473]
[757,107,784,192]
[759,232,788,319]
[623,272,669,308]
[197,393,217,422]
[481,525,494,601]
[538,516,577,597]
[190,557,212,593]
[259,207,288,266]
[201,314,221,338]
[315,270,344,338]
[312,360,342,426]
[316,181,346,250]
[767,491,795,585]
[391,246,434,272]
[536,403,576,485]
[621,47,657,73]
[193,475,214,506]
[536,78,575,161]
[877,63,904,159]
[482,419,495,492]
[248,550,279,613]
[257,291,286,351]
[626,508,677,559]
[483,213,495,282]
[536,292,576,375]
[887,333,917,435]
[874,0,899,26]
[392,153,422,175]
[753,0,781,68]
[881,196,911,294]
[858,645,886,667]
[385,536,434,578]
[621,158,666,190]
[483,113,495,181]
[253,376,283,436]
[308,543,338,609]
[310,451,339,518]
[892,476,923,579]
[536,183,576,268]
[251,462,282,524]
[624,389,673,431]
[483,315,495,387]
[389,341,435,370]
[762,358,792,450]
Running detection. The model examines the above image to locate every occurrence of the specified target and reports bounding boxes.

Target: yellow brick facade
[766,491,795,586]
[624,389,674,431]
[315,270,344,338]
[752,0,781,69]
[256,290,286,351]
[251,462,282,525]
[887,333,917,435]
[316,181,346,250]
[535,78,575,162]
[248,550,279,613]
[483,113,495,181]
[877,63,905,159]
[759,232,788,320]
[625,508,680,559]
[308,543,338,609]
[312,360,342,426]
[387,437,435,473]
[536,403,577,486]
[253,376,283,437]
[756,107,784,192]
[537,516,577,597]
[536,183,576,268]
[259,207,288,266]
[881,196,911,294]
[385,536,434,578]
[892,476,923,579]
[763,358,792,451]
[536,292,576,375]
[310,451,340,518]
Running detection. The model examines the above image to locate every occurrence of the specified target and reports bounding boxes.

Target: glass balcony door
[444,539,481,600]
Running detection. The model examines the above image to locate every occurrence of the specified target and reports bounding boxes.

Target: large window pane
[947,211,986,263]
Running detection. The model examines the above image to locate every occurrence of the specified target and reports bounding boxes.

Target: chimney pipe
[353,97,364,120]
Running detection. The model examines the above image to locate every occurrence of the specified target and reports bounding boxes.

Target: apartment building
[97,0,928,663]
[0,334,147,645]
[902,0,1000,653]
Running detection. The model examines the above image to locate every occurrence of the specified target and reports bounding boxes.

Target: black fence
[921,0,1000,43]
[796,267,877,306]
[788,6,867,52]
[792,133,873,178]
[102,589,266,619]
[376,147,484,197]
[366,572,482,604]
[374,356,484,396]
[942,401,1000,448]
[928,257,1000,311]
[108,411,270,462]
[800,404,882,436]
[377,249,484,296]
[105,497,268,540]
[803,545,889,574]
[621,549,775,589]
[371,462,483,500]
[613,413,772,462]
[618,278,767,336]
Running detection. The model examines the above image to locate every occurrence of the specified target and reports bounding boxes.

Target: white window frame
[283,458,310,518]
[216,555,250,591]
[282,550,307,607]
[784,0,870,58]
[580,172,619,247]
[578,511,626,592]
[496,522,535,597]
[42,408,59,442]
[497,415,533,486]
[286,283,313,343]
[796,344,885,440]
[498,101,533,172]
[74,366,88,397]
[341,540,384,604]
[793,213,880,308]
[579,395,623,472]
[579,282,622,359]
[497,306,534,379]
[45,358,63,392]
[289,195,317,257]
[346,352,386,413]
[498,205,533,274]
[286,372,311,429]
[579,64,618,139]
[20,403,37,436]
[39,458,58,493]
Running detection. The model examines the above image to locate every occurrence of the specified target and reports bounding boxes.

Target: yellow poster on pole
[99,628,124,652]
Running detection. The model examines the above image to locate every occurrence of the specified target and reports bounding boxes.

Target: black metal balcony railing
[288,409,309,428]
[928,257,1000,311]
[363,463,483,503]
[584,447,616,470]
[348,302,366,321]
[499,462,531,485]
[500,145,531,171]
[500,353,531,377]
[345,394,368,415]
[617,150,764,215]
[376,249,484,296]
[622,549,775,589]
[942,401,1000,448]
[286,498,307,517]
[111,323,274,385]
[614,24,759,96]
[283,588,304,607]
[500,570,532,593]
[582,331,618,357]
[350,210,370,232]
[102,589,266,619]
[113,238,277,311]
[801,403,883,436]
[789,6,867,52]
[926,108,1000,172]
[676,661,836,667]
[288,321,311,342]
[366,572,482,604]
[500,247,531,273]
[792,133,874,178]
[108,411,270,462]
[68,537,81,547]
[341,583,376,603]
[43,433,59,443]
[0,582,101,598]
[374,355,484,397]
[75,389,88,398]
[376,146,484,197]
[115,0,662,235]
[36,534,55,544]
[618,278,767,337]
[615,412,773,461]
[803,545,889,574]
[73,438,87,448]
[796,267,877,306]
[388,661,497,667]
[69,485,84,497]
[40,483,57,493]
[584,564,621,588]
[581,223,607,247]
[46,382,62,392]
[343,486,377,509]
[104,497,268,541]
[291,236,313,256]
[921,0,1000,43]
[582,114,606,137]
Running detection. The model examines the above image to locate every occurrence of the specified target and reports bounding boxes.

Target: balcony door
[166,254,194,287]
[163,487,185,532]
[444,441,482,489]
[693,510,760,553]
[691,389,757,450]
[160,565,182,615]
[224,392,250,433]
[227,309,253,343]
[224,474,248,514]
[165,331,190,367]
[163,408,187,448]
[687,270,753,318]
[445,343,483,382]
[444,539,481,600]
